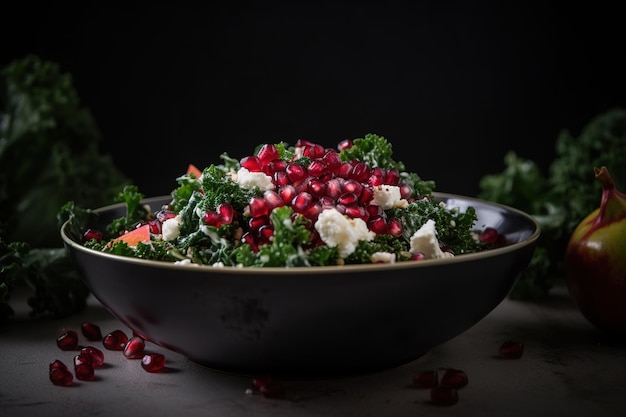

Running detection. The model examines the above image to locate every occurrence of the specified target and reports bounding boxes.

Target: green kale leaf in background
[478,108,626,300]
[0,55,130,322]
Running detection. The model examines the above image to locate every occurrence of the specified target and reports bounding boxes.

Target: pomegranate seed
[303,143,325,159]
[249,196,270,217]
[74,353,92,367]
[384,168,400,185]
[74,354,95,381]
[273,170,290,186]
[307,160,327,177]
[217,203,236,224]
[123,336,146,359]
[499,340,524,359]
[57,330,79,351]
[263,190,284,209]
[203,210,221,227]
[337,192,359,206]
[399,183,412,199]
[142,353,167,372]
[81,346,105,368]
[386,218,403,237]
[251,375,284,398]
[249,215,269,231]
[295,138,315,147]
[358,186,374,204]
[343,179,363,196]
[257,143,280,164]
[325,178,344,199]
[322,150,342,170]
[411,252,426,260]
[267,159,287,172]
[286,163,308,183]
[350,161,370,182]
[103,329,129,351]
[430,386,458,406]
[368,217,388,234]
[479,227,499,244]
[440,368,468,388]
[412,370,439,389]
[337,162,353,178]
[337,139,353,151]
[82,228,103,243]
[240,155,263,172]
[49,359,68,371]
[344,205,366,219]
[147,219,162,234]
[292,192,313,213]
[279,184,297,203]
[307,178,327,197]
[81,321,102,341]
[49,366,74,386]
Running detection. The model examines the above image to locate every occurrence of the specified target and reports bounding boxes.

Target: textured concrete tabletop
[2,284,625,417]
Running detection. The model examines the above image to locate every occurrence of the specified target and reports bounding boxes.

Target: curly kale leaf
[200,165,260,213]
[0,239,31,321]
[389,198,482,255]
[0,55,129,321]
[0,54,129,248]
[340,134,435,198]
[340,133,405,171]
[107,185,147,236]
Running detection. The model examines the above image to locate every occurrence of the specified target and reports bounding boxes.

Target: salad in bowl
[63,134,500,268]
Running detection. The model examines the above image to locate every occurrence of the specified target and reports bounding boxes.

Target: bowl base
[184,351,429,379]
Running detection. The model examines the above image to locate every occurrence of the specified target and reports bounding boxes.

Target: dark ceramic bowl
[61,193,540,377]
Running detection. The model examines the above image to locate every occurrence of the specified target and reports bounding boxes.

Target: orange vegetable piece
[187,164,202,178]
[112,224,151,246]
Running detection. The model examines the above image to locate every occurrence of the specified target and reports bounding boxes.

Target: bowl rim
[60,192,541,276]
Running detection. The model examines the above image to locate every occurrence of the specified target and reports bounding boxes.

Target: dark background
[2,1,625,197]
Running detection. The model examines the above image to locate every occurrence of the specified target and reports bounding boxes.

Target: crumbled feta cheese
[371,185,408,209]
[235,167,275,191]
[314,208,375,258]
[162,216,181,241]
[409,219,454,259]
[371,251,396,263]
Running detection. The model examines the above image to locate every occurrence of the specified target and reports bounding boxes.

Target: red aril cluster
[214,139,416,253]
[49,322,166,386]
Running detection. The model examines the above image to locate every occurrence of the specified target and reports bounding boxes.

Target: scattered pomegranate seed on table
[49,322,169,386]
[123,336,146,359]
[439,368,468,388]
[56,330,79,351]
[141,353,166,372]
[81,321,103,341]
[49,359,74,387]
[73,354,95,381]
[499,340,524,359]
[412,370,439,389]
[102,329,129,351]
[81,346,105,368]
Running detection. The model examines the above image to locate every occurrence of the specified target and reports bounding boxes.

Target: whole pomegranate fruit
[565,166,626,338]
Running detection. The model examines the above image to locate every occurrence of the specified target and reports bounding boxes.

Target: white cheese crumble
[314,208,375,258]
[371,185,408,209]
[234,167,275,191]
[162,216,182,241]
[371,251,396,263]
[409,219,454,260]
